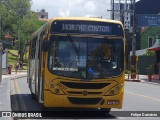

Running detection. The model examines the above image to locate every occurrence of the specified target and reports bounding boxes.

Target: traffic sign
[138,14,160,27]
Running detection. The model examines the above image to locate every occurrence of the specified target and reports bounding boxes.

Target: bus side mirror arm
[42,39,49,52]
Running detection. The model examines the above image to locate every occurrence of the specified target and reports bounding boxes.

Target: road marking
[125,91,160,102]
[117,117,125,119]
[14,79,30,120]
[14,80,28,111]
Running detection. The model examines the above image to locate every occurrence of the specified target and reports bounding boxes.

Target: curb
[125,79,141,82]
[0,78,11,111]
[11,70,27,72]
[0,74,27,114]
[125,79,160,85]
[10,75,27,80]
[141,81,160,86]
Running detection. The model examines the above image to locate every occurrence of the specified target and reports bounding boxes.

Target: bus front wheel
[31,92,36,100]
[100,108,111,113]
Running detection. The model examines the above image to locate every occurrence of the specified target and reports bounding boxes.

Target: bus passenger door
[29,38,36,96]
[35,34,40,98]
[38,35,47,103]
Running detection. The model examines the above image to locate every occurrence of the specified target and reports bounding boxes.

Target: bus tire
[31,92,36,100]
[40,104,47,111]
[100,108,111,113]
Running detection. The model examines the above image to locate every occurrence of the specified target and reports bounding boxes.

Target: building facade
[37,9,48,19]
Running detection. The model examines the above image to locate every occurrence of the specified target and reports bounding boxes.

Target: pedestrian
[19,61,23,72]
[8,65,12,74]
[15,62,19,74]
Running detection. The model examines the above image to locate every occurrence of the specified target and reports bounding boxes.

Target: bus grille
[60,82,110,89]
[68,97,102,105]
[67,91,102,95]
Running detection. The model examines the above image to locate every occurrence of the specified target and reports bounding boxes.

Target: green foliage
[0,0,45,49]
[0,0,45,62]
[125,70,131,74]
[8,50,18,68]
[137,56,155,75]
[8,49,28,70]
[146,65,153,75]
[13,12,45,50]
[1,0,30,35]
[143,50,155,56]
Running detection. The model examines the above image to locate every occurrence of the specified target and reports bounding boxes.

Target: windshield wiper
[66,34,79,55]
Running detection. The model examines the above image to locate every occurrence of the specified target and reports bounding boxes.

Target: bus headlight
[50,87,65,94]
[105,84,123,95]
[115,86,120,91]
[49,83,65,94]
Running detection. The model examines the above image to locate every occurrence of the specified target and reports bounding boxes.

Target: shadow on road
[11,94,118,119]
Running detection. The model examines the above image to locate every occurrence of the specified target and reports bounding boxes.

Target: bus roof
[30,17,124,42]
[48,17,123,26]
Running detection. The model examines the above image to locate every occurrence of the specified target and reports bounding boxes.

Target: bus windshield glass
[48,35,124,79]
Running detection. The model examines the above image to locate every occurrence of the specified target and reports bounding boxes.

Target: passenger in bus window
[54,57,63,67]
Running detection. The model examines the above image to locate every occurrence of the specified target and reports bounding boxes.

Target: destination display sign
[50,20,123,36]
[62,24,111,33]
[138,14,160,27]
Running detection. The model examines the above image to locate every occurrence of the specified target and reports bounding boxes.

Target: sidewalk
[125,74,160,85]
[0,71,27,112]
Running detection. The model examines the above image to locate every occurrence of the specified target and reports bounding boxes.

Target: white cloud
[31,0,140,19]
[84,14,99,18]
[59,9,70,17]
[84,1,97,13]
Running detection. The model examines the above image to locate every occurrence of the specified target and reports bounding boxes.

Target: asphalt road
[10,77,160,119]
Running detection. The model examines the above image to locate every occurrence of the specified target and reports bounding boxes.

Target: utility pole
[108,0,137,79]
[131,0,136,56]
[111,0,115,20]
[0,0,2,84]
[0,43,3,84]
[130,0,137,79]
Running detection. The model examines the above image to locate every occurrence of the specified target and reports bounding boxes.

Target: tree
[0,0,30,36]
[13,12,45,62]
[0,0,45,63]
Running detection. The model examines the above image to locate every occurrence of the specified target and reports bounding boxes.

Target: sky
[31,0,140,19]
[31,0,111,19]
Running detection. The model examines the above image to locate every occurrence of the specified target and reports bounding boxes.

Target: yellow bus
[28,17,125,112]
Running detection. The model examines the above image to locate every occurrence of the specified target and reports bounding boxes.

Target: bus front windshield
[48,35,124,79]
